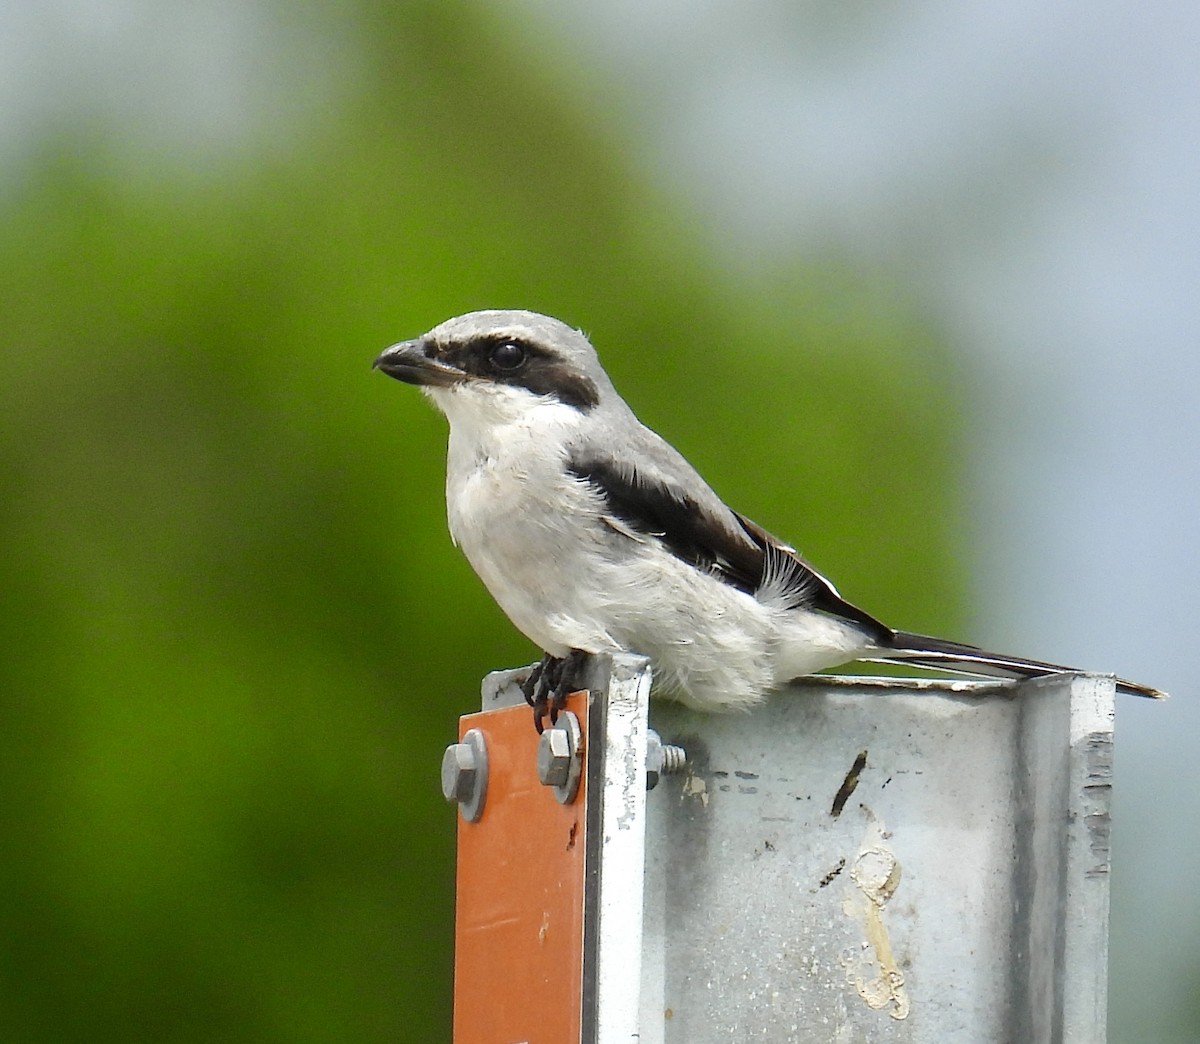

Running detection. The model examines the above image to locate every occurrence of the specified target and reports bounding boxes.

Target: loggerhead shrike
[374,309,1164,728]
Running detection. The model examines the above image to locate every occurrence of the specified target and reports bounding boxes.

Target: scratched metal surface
[638,674,1115,1044]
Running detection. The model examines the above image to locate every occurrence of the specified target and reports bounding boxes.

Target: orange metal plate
[453,691,589,1044]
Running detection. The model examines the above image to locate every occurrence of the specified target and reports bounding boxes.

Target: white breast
[435,385,620,657]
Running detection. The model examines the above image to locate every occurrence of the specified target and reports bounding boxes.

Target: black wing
[567,448,891,642]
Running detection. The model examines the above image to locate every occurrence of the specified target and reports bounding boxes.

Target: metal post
[447,661,1115,1043]
[642,672,1114,1043]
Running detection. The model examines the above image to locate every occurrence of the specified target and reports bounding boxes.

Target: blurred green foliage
[0,3,964,1041]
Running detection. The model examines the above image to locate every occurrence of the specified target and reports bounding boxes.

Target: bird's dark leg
[522,650,590,733]
[521,653,552,708]
[550,649,591,726]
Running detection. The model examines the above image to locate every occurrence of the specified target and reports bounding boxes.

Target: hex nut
[441,729,488,822]
[442,743,477,802]
[646,730,688,792]
[537,727,573,787]
[535,712,583,804]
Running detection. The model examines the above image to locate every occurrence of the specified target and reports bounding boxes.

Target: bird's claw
[522,651,587,733]
[522,654,559,733]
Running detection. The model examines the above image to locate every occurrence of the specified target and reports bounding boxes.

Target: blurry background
[0,1,1194,1040]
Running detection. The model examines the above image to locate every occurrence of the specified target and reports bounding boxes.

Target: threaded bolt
[659,742,688,775]
[646,730,688,791]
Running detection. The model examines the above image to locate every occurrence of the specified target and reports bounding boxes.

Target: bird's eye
[489,341,527,371]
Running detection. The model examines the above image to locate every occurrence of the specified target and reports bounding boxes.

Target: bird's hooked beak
[373,338,466,388]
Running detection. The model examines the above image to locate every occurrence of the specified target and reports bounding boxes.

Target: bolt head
[441,743,478,803]
[536,726,573,787]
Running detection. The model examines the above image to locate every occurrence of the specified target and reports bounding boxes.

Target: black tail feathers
[866,630,1166,700]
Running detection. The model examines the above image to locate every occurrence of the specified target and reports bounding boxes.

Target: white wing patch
[755,541,841,611]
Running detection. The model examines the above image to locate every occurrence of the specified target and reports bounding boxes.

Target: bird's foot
[522,654,563,733]
[522,650,589,733]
